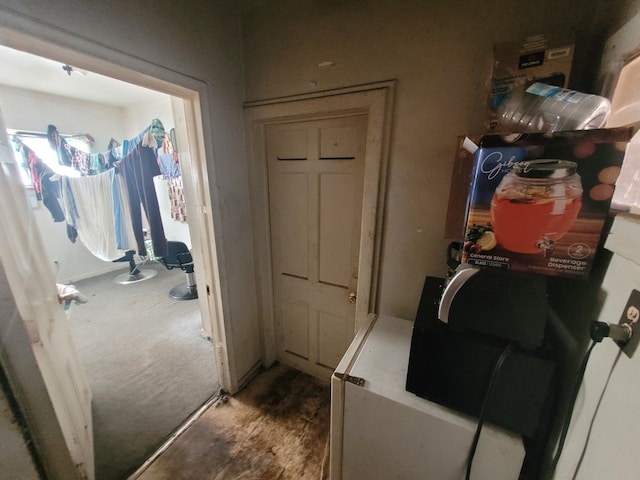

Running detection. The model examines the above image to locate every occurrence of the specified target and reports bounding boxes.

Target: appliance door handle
[438,267,480,323]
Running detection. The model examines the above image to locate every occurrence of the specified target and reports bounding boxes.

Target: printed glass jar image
[490,160,583,254]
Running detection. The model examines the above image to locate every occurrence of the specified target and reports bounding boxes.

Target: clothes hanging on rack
[169,127,179,153]
[61,169,134,261]
[34,158,66,223]
[122,118,165,157]
[158,152,181,179]
[104,138,122,170]
[157,132,185,222]
[60,174,80,243]
[69,146,91,175]
[118,142,168,258]
[168,176,188,223]
[13,137,66,222]
[47,125,93,175]
[47,124,71,166]
[89,153,109,175]
[18,121,171,259]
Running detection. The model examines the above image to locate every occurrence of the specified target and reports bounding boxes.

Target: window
[8,130,90,186]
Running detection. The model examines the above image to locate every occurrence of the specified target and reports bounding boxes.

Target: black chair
[160,241,198,300]
[112,250,157,284]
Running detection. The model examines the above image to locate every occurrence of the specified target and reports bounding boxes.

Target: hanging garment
[35,162,65,222]
[63,142,90,175]
[47,124,71,166]
[61,169,134,261]
[118,142,168,258]
[158,152,181,179]
[111,170,132,251]
[14,140,65,222]
[59,174,79,244]
[168,176,188,223]
[104,138,122,170]
[89,153,108,175]
[122,118,165,157]
[47,125,93,175]
[169,127,179,153]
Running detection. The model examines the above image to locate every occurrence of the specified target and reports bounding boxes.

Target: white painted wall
[0,84,129,283]
[0,84,125,149]
[123,97,173,136]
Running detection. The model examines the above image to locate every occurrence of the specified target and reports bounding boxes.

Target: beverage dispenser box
[459,127,633,278]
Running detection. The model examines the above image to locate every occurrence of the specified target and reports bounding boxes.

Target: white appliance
[330,313,525,480]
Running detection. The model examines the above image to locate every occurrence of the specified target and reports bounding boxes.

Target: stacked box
[461,128,632,278]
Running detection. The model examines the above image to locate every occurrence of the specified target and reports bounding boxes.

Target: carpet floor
[135,363,331,480]
[66,263,219,480]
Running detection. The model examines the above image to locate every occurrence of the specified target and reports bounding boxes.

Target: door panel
[319,173,356,287]
[275,129,308,160]
[0,108,94,479]
[320,126,361,159]
[282,301,309,358]
[278,173,309,278]
[318,310,349,368]
[267,115,367,379]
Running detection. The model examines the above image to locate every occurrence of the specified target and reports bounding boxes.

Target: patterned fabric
[47,126,94,174]
[158,152,181,179]
[89,153,108,175]
[150,118,165,144]
[124,118,165,156]
[66,143,90,176]
[168,176,188,223]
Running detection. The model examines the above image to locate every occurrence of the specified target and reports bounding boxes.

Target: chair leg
[113,252,157,285]
[169,270,198,300]
[169,283,198,300]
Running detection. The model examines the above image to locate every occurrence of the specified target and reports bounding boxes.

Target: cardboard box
[461,127,633,278]
[444,135,481,239]
[488,34,574,132]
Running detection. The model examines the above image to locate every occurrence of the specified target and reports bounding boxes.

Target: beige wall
[241,0,629,320]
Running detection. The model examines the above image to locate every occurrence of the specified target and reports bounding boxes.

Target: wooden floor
[134,364,331,480]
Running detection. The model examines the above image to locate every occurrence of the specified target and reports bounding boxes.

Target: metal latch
[334,372,365,387]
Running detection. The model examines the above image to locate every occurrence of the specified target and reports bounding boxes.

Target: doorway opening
[0,36,226,479]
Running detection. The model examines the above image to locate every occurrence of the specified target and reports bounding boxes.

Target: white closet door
[266,114,367,379]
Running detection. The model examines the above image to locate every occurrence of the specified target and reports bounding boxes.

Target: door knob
[348,291,357,304]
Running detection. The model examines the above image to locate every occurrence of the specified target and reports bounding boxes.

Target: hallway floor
[66,264,218,480]
[134,363,331,480]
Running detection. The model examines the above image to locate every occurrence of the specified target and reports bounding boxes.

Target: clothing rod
[11,130,76,139]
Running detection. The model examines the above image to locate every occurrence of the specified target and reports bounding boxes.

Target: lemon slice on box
[476,231,497,251]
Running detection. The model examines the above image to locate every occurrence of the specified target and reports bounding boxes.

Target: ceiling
[0,44,169,108]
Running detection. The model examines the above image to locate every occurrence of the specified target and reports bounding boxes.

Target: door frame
[0,12,233,477]
[244,82,395,366]
[0,13,229,385]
